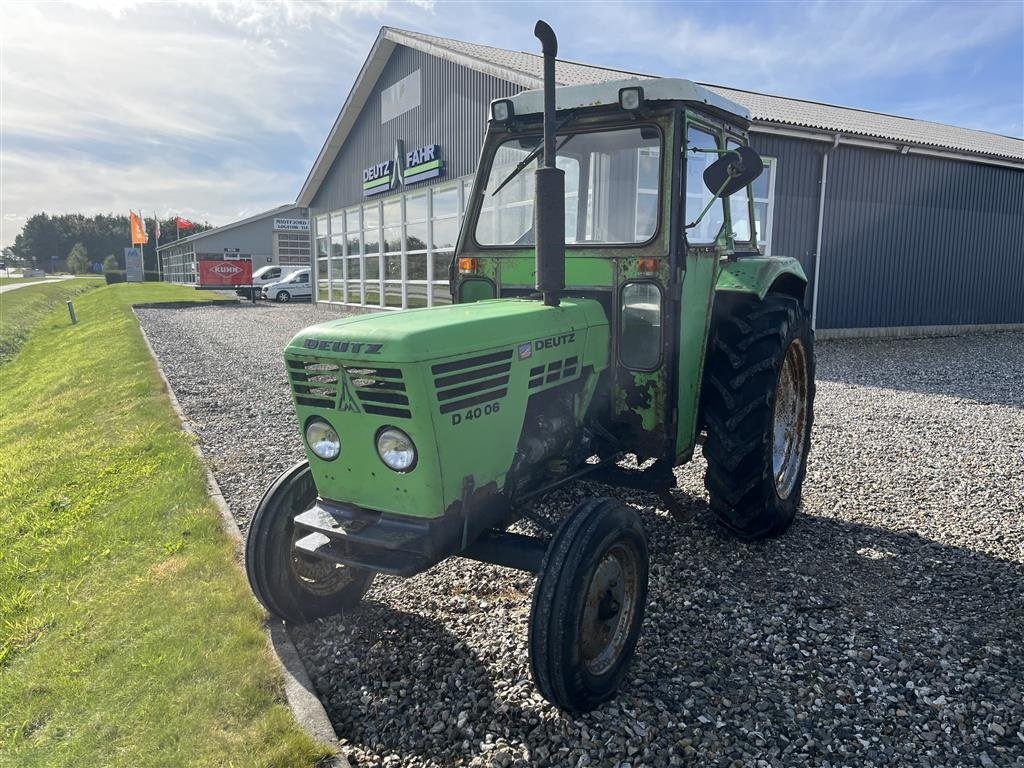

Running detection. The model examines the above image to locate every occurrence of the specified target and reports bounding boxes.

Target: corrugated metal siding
[819,146,1024,329]
[310,45,520,214]
[749,132,824,299]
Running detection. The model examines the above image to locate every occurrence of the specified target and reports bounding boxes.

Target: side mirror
[703,146,764,198]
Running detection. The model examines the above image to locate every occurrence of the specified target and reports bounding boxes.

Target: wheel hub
[580,544,640,676]
[772,338,810,499]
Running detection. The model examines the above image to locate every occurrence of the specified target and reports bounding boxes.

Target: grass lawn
[0,283,330,767]
[0,279,106,363]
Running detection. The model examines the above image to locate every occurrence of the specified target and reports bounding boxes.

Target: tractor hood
[287,297,609,364]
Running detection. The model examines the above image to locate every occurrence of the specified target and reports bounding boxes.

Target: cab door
[674,115,729,462]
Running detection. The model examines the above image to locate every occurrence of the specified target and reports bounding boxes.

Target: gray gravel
[137,303,1024,768]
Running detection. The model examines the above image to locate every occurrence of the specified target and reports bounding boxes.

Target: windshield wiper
[490,113,577,197]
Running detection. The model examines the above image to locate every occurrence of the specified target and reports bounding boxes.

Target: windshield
[474,125,661,247]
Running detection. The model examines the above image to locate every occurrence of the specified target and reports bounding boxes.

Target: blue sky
[2,0,1022,249]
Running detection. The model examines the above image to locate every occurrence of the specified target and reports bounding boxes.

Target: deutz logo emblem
[337,371,362,414]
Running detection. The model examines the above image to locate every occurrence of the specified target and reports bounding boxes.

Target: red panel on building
[198,258,252,287]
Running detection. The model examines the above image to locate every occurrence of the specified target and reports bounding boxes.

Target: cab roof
[498,77,751,124]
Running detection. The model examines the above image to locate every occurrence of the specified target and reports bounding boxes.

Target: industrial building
[158,204,310,285]
[294,27,1023,335]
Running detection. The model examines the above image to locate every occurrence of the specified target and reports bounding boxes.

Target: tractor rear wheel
[701,293,815,539]
[529,497,649,712]
[245,461,374,623]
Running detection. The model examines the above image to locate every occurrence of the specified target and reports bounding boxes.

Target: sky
[2,0,1022,250]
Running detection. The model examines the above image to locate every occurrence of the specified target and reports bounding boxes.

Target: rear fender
[715,256,807,302]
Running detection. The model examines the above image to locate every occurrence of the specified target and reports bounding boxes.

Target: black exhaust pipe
[533,20,564,308]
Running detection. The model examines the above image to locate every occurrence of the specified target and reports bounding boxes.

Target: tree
[67,242,90,274]
[102,254,120,272]
[9,212,214,273]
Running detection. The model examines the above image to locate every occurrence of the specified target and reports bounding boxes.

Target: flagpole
[154,211,162,281]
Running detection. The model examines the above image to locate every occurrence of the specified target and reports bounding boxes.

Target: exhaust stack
[533,20,564,308]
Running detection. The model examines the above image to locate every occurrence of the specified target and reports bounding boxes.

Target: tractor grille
[287,358,411,419]
[287,359,339,408]
[344,366,410,419]
[432,349,512,415]
[528,355,579,389]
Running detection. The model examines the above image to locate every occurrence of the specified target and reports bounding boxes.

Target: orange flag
[130,210,149,244]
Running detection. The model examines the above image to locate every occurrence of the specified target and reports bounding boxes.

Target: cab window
[620,282,662,370]
[685,124,725,245]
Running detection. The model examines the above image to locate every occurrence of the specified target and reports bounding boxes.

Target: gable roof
[297,26,1023,205]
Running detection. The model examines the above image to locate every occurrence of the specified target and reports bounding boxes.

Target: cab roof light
[618,86,645,112]
[491,99,514,124]
[458,257,479,274]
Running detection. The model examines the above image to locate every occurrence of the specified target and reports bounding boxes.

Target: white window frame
[756,157,777,256]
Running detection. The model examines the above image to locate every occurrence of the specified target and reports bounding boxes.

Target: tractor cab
[453,76,772,466]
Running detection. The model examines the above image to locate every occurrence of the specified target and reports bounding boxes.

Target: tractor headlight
[305,417,341,461]
[376,427,417,472]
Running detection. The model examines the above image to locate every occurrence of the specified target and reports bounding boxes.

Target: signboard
[223,247,240,253]
[197,257,252,287]
[274,218,310,231]
[362,141,445,197]
[124,247,144,282]
[381,69,421,124]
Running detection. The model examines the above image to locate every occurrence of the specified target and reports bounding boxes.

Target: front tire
[529,497,649,712]
[276,290,291,303]
[245,461,374,623]
[701,293,815,539]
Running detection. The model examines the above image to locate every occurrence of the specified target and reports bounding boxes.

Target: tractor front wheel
[701,293,815,539]
[529,497,649,712]
[245,461,374,623]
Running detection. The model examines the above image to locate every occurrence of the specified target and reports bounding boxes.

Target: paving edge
[134,309,349,768]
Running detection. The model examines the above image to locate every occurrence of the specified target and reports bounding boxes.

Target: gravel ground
[137,303,1024,768]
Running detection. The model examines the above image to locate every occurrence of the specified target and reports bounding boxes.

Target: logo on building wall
[362,141,445,197]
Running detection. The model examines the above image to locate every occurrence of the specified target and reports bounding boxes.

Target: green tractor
[246,21,815,712]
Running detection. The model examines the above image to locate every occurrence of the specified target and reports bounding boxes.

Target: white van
[262,268,312,302]
[236,264,305,299]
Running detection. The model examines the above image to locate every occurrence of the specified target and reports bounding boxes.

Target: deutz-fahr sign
[362,141,445,197]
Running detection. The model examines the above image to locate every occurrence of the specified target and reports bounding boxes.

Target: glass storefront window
[315,177,466,308]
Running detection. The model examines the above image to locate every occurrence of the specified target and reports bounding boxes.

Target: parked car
[237,264,306,299]
[262,269,311,302]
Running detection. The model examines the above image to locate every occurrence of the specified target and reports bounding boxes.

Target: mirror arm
[684,174,735,230]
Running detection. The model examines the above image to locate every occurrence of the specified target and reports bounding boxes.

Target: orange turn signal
[458,257,479,274]
[638,257,660,275]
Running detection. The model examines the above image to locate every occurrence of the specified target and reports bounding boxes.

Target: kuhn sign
[198,258,252,287]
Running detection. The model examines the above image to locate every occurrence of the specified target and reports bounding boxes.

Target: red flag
[175,216,195,230]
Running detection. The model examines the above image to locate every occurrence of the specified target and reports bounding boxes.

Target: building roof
[156,204,305,251]
[297,26,1023,205]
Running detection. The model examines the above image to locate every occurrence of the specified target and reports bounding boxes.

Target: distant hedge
[104,271,162,284]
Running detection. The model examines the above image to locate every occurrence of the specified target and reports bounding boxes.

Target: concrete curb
[134,309,349,768]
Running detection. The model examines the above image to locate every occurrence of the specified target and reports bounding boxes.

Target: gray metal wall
[171,205,308,260]
[309,45,519,214]
[819,147,1023,329]
[750,132,1024,329]
[748,132,824,288]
